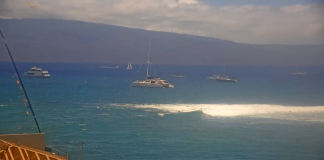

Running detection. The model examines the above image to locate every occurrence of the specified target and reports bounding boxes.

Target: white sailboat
[131,39,174,88]
[126,63,132,69]
[207,65,238,82]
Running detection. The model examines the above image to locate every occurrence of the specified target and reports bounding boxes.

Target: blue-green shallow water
[1,62,324,160]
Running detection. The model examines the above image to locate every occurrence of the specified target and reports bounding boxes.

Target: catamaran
[131,40,174,88]
[126,63,132,69]
[207,65,238,82]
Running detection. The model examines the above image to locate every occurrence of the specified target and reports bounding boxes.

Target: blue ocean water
[1,62,324,160]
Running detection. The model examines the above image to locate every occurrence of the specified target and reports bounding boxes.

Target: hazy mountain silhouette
[0,19,323,65]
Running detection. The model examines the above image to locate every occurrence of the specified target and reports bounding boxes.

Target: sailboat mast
[146,38,151,78]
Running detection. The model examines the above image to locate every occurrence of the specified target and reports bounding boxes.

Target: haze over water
[1,62,324,159]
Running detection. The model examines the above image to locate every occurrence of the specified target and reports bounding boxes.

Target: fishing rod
[0,29,42,133]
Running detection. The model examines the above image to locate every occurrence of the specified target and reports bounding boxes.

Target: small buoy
[26,111,29,115]
[16,80,20,84]
[24,99,28,102]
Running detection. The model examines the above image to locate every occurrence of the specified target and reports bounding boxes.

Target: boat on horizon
[25,67,50,78]
[126,63,132,69]
[131,39,174,88]
[172,74,185,78]
[100,65,120,69]
[207,65,237,82]
[291,71,307,75]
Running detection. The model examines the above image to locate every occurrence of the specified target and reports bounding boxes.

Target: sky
[0,0,324,45]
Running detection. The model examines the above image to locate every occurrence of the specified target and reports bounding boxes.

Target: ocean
[1,62,324,160]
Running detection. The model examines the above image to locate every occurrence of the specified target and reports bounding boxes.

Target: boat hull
[291,73,307,75]
[216,79,237,83]
[25,76,50,78]
[131,82,164,88]
[172,76,185,78]
[25,73,50,78]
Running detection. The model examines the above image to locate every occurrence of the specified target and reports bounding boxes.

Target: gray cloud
[1,0,324,44]
[0,0,10,18]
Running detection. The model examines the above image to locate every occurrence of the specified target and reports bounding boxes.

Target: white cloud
[178,0,198,4]
[1,0,324,44]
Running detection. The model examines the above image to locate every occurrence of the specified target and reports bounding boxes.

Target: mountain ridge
[0,18,323,65]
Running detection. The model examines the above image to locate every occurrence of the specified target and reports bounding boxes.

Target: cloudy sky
[1,0,324,45]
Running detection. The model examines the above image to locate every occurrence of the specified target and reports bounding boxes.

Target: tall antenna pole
[81,142,84,160]
[0,29,42,133]
[146,38,151,78]
[78,142,81,160]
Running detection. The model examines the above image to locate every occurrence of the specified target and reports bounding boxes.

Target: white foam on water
[122,103,324,122]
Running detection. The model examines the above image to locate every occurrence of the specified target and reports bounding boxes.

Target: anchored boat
[291,71,307,75]
[25,67,50,78]
[131,39,174,88]
[207,65,237,83]
[172,74,185,78]
[126,63,132,69]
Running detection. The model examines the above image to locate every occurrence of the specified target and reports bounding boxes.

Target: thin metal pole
[81,142,84,160]
[0,29,42,133]
[78,142,81,160]
[146,38,151,78]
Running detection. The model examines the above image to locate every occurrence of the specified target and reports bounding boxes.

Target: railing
[0,139,68,160]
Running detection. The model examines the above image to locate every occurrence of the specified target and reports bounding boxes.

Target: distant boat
[131,39,174,88]
[215,76,238,82]
[207,65,237,82]
[99,66,119,69]
[25,67,50,78]
[291,71,307,75]
[172,74,185,78]
[126,63,132,69]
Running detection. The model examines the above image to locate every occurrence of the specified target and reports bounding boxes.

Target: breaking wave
[112,103,324,122]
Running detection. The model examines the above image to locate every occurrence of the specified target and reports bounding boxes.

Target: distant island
[0,19,323,65]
